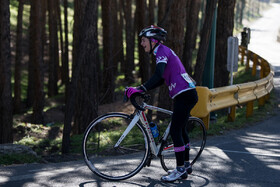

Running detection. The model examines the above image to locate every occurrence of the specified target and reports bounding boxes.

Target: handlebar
[123,92,151,111]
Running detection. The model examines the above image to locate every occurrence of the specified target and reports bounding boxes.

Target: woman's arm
[139,62,166,92]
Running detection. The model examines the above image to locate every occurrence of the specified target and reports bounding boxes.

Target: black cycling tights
[170,89,198,166]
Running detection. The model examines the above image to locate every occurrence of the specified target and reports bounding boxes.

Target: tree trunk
[62,0,69,85]
[239,0,245,26]
[56,0,64,84]
[0,0,13,143]
[62,0,98,153]
[235,0,240,27]
[146,0,157,120]
[193,0,218,85]
[182,0,201,75]
[166,0,186,59]
[73,0,99,134]
[14,0,24,113]
[157,0,171,120]
[101,0,117,104]
[136,0,150,83]
[30,0,45,124]
[116,0,124,76]
[66,0,86,135]
[198,0,206,32]
[72,0,88,78]
[214,0,236,87]
[158,0,171,27]
[27,2,35,108]
[158,0,186,119]
[48,0,59,97]
[63,0,87,138]
[111,0,119,75]
[122,0,135,83]
[148,0,155,25]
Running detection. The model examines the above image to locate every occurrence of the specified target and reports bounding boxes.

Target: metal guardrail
[191,46,274,129]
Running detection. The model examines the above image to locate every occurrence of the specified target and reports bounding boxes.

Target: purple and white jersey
[153,44,195,99]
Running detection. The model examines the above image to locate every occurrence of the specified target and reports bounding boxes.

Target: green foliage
[13,123,63,155]
[70,134,83,153]
[0,154,41,166]
[233,65,257,84]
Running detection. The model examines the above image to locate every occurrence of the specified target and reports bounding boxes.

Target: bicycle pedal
[187,167,192,174]
[181,172,188,179]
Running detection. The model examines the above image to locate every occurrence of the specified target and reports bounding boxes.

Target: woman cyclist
[125,25,198,182]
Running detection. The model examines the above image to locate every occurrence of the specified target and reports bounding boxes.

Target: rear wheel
[82,113,150,181]
[160,117,206,173]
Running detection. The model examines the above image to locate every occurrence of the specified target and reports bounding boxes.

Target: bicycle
[82,93,206,181]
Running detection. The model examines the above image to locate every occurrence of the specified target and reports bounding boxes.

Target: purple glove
[125,87,143,98]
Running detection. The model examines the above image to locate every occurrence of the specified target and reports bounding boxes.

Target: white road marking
[205,147,280,158]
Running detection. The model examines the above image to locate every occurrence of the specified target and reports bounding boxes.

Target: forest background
[0,0,272,157]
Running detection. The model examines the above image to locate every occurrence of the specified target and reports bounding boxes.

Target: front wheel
[160,117,207,172]
[82,113,150,181]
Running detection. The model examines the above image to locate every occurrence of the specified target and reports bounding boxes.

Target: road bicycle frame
[115,102,174,157]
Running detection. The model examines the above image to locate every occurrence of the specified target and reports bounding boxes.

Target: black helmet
[139,25,167,42]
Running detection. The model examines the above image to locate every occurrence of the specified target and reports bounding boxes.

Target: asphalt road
[1,3,280,187]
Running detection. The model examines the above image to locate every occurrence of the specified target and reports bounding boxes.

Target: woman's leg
[171,89,198,166]
[162,89,198,182]
[182,121,190,162]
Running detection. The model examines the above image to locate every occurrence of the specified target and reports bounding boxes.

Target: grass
[0,154,40,166]
[233,65,257,84]
[12,122,63,154]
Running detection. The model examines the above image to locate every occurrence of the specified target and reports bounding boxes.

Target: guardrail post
[246,101,254,117]
[262,59,270,77]
[252,54,258,77]
[260,59,265,78]
[227,106,236,122]
[246,50,251,71]
[240,47,245,65]
[258,96,265,107]
[265,93,270,102]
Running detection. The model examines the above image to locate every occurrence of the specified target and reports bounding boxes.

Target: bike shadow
[144,173,210,187]
[78,173,210,187]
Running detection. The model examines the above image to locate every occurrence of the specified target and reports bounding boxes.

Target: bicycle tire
[82,113,150,181]
[160,117,206,172]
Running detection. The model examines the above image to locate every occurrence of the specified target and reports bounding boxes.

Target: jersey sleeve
[141,63,166,91]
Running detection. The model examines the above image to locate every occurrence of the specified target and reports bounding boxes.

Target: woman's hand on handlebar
[125,87,143,98]
[123,87,151,111]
